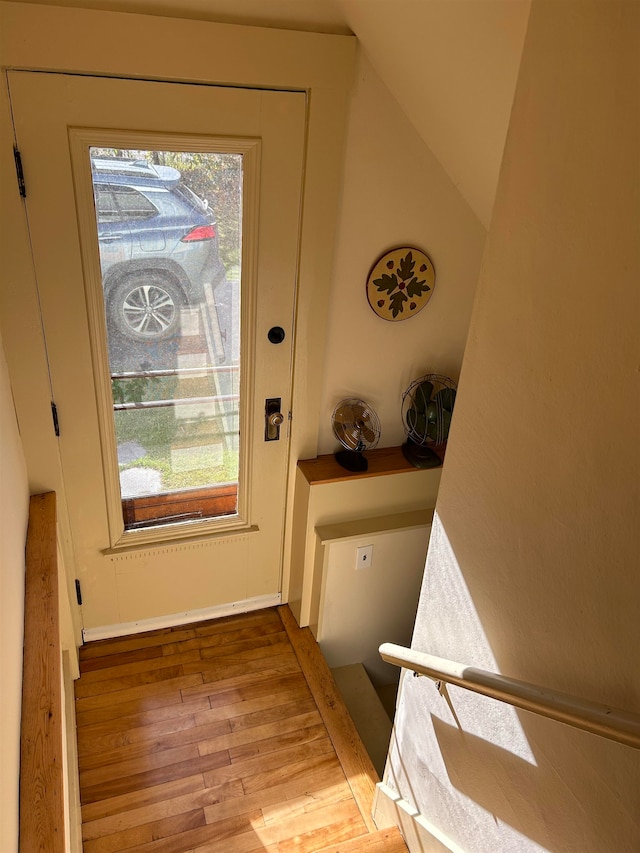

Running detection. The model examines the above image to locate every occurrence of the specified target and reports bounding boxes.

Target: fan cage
[401,373,457,447]
[332,398,381,452]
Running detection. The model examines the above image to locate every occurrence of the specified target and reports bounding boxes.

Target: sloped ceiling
[333,0,531,228]
[10,0,530,226]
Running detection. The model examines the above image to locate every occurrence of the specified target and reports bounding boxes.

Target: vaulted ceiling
[11,0,530,226]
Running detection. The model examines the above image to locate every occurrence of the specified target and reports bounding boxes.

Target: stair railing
[379,643,640,749]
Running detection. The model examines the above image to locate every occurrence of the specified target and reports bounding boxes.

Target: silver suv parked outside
[92,158,225,340]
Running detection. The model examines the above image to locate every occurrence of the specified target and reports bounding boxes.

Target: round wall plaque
[366,246,435,321]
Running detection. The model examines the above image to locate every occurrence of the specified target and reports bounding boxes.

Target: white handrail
[379,643,640,750]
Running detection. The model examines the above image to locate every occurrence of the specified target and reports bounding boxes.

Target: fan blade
[334,404,362,425]
[340,429,363,451]
[413,380,434,414]
[427,408,452,443]
[406,407,427,439]
[434,387,457,412]
[360,423,376,444]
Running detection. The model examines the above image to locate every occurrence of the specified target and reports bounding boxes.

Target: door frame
[0,2,355,638]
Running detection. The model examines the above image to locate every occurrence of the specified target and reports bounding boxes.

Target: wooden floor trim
[278,604,380,834]
[20,492,65,853]
[316,826,408,853]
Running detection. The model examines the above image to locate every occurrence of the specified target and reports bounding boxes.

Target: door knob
[265,397,284,441]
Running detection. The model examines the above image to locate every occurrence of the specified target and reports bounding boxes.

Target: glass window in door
[89,147,243,530]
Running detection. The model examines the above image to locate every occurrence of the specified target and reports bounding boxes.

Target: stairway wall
[385,2,640,850]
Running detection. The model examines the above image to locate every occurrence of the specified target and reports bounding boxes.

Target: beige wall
[334,0,531,228]
[318,51,486,454]
[291,466,441,628]
[317,520,432,686]
[388,2,640,850]
[0,330,29,853]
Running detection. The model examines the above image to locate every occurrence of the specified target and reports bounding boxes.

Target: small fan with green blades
[401,374,457,468]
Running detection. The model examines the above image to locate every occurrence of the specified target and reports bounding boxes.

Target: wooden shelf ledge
[298,445,442,486]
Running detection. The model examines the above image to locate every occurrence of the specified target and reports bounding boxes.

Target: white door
[9,71,305,634]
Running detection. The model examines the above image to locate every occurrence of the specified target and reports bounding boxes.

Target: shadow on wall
[385,512,640,853]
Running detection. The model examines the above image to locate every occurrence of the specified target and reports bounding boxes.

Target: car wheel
[111,273,183,340]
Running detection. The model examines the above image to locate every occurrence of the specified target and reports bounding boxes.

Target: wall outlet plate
[356,544,374,570]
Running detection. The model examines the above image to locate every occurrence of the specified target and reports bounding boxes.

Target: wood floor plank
[80,645,164,673]
[181,660,301,701]
[77,648,202,685]
[80,742,201,788]
[80,628,183,660]
[194,650,299,684]
[81,773,206,823]
[275,804,367,853]
[208,799,365,853]
[78,711,198,759]
[77,696,212,755]
[203,671,308,710]
[75,673,204,713]
[181,643,293,677]
[194,609,282,639]
[76,693,210,732]
[76,607,392,853]
[80,748,231,805]
[315,827,409,853]
[239,746,340,795]
[202,738,335,789]
[228,720,327,763]
[202,760,348,827]
[198,710,323,757]
[199,630,289,660]
[84,807,206,853]
[261,782,353,826]
[78,717,232,772]
[123,798,363,853]
[193,680,310,728]
[163,619,284,657]
[82,777,244,841]
[229,695,317,732]
[118,809,266,853]
[75,663,193,699]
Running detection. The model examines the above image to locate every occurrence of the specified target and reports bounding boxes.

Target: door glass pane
[89,147,242,530]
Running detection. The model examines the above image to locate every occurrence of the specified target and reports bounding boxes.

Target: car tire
[111,273,183,341]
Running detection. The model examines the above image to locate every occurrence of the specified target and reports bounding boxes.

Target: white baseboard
[373,782,465,853]
[82,593,282,642]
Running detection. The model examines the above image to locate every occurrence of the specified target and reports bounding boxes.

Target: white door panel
[9,71,305,632]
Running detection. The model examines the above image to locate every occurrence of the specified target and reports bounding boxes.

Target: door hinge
[13,147,26,198]
[75,579,83,606]
[51,401,60,436]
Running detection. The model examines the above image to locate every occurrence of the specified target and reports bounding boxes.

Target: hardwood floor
[75,606,407,852]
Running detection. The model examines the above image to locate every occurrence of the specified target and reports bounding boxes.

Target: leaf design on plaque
[367,247,435,321]
[373,272,398,294]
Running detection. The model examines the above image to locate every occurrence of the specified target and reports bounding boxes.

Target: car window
[94,185,124,223]
[138,187,185,218]
[113,186,158,220]
[174,183,209,214]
